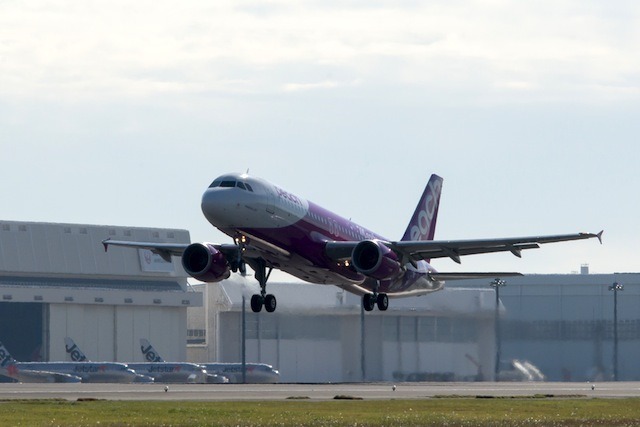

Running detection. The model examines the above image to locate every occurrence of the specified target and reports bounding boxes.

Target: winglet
[596,230,604,244]
[102,238,111,252]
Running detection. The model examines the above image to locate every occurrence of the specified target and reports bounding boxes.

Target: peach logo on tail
[409,179,442,241]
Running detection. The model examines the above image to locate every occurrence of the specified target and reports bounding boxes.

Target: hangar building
[5,219,631,383]
[0,220,201,363]
[188,269,640,383]
[450,270,640,382]
[187,278,499,383]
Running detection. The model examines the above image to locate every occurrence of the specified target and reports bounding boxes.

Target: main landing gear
[249,258,277,313]
[362,292,389,312]
[362,280,389,312]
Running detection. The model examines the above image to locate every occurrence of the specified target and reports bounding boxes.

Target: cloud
[282,79,361,92]
[0,0,638,105]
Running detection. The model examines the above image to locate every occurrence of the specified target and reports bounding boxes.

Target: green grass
[1,397,640,426]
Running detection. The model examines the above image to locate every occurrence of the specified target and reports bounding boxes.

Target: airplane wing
[325,231,603,264]
[20,369,83,383]
[102,239,189,262]
[428,272,523,281]
[0,367,82,383]
[102,238,251,262]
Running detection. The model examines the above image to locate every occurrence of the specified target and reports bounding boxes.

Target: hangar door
[0,302,44,361]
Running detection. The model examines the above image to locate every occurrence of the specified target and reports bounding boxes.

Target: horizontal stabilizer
[428,272,523,281]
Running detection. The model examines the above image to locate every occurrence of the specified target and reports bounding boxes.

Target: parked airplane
[140,338,222,384]
[0,341,81,383]
[126,362,223,384]
[200,363,280,384]
[65,337,225,384]
[103,173,602,313]
[63,337,152,383]
[139,339,276,383]
[133,339,228,383]
[0,341,137,383]
[139,339,230,383]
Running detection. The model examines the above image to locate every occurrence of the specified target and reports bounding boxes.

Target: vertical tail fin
[401,174,443,242]
[0,341,16,367]
[0,342,18,380]
[64,337,89,362]
[140,339,164,362]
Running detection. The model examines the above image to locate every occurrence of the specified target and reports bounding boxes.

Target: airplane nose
[201,188,223,225]
[201,187,232,212]
[201,188,216,211]
[201,180,268,228]
[201,187,243,228]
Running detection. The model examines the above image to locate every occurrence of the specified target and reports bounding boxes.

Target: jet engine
[182,243,231,282]
[351,240,403,280]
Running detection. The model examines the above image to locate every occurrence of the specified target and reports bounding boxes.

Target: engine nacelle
[351,240,402,280]
[182,243,231,282]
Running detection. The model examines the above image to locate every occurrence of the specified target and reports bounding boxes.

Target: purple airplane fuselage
[201,173,443,297]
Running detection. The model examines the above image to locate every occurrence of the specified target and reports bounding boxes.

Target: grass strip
[1,397,640,426]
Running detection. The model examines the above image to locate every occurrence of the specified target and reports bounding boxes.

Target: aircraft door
[264,186,276,216]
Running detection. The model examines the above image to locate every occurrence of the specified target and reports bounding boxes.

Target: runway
[0,382,639,401]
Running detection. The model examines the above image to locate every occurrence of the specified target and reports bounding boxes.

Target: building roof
[0,220,201,307]
[0,220,189,281]
[0,275,183,292]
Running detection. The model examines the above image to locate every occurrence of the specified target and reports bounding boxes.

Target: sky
[1,1,639,280]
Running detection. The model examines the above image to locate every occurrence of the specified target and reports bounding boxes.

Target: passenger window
[237,182,246,190]
[220,181,236,188]
[245,183,254,192]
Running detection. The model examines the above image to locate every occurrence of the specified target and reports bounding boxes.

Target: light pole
[241,295,247,384]
[490,278,506,381]
[608,281,623,381]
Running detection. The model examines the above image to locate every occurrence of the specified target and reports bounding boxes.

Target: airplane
[200,363,280,384]
[63,337,152,383]
[0,341,81,383]
[65,337,226,384]
[135,338,229,383]
[103,173,602,313]
[0,341,137,383]
[126,362,225,384]
[139,339,277,383]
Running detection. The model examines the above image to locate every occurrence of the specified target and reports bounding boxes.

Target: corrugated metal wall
[48,304,186,362]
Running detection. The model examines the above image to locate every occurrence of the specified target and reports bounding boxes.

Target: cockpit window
[209,178,253,191]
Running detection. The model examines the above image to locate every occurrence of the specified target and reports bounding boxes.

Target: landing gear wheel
[247,258,276,313]
[362,294,376,311]
[250,294,264,313]
[376,293,389,311]
[264,294,277,313]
